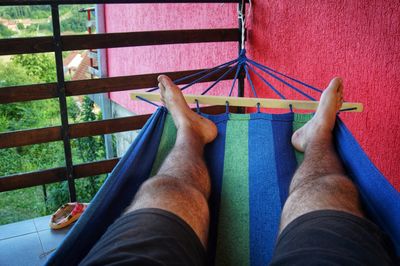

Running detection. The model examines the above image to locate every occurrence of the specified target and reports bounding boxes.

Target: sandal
[49,202,88,230]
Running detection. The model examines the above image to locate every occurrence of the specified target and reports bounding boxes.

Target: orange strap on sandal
[49,202,88,230]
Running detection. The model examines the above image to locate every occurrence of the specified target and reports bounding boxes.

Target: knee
[314,174,359,198]
[281,175,364,231]
[127,175,210,245]
[286,174,363,214]
[137,175,209,211]
[291,174,358,197]
[140,175,200,197]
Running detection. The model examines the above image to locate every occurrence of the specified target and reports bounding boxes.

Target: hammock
[46,51,400,266]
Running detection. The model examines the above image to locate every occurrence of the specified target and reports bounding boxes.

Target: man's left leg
[80,75,216,266]
[125,75,218,247]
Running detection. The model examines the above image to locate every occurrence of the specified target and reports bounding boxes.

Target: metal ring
[195,99,200,113]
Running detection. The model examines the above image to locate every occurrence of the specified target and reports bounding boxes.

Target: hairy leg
[280,78,364,231]
[125,75,217,247]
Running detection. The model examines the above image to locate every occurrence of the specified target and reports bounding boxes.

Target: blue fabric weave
[46,108,400,265]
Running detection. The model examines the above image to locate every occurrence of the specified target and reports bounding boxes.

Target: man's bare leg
[280,78,364,231]
[125,75,217,247]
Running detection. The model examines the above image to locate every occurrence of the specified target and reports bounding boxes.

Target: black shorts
[269,210,396,266]
[80,208,206,266]
[80,209,395,266]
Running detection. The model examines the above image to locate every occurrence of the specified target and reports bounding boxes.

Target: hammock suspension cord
[137,48,358,112]
[140,49,325,104]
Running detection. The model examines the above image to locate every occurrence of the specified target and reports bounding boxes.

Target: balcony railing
[0,0,246,201]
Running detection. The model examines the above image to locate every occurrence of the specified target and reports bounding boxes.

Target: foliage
[25,23,52,34]
[0,6,50,20]
[61,15,88,33]
[0,57,63,224]
[72,97,106,201]
[0,59,60,132]
[12,54,57,83]
[0,54,107,224]
[17,22,24,30]
[72,97,104,165]
[0,4,105,225]
[46,96,106,210]
[0,5,94,38]
[0,62,33,88]
[0,5,91,20]
[0,23,15,38]
[0,187,47,225]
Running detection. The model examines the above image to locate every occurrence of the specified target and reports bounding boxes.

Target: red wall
[104,4,237,114]
[104,2,399,190]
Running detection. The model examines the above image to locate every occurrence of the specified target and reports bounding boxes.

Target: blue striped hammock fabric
[47,107,400,265]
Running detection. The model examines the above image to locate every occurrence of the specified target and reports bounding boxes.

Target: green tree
[17,23,24,30]
[1,57,65,221]
[71,97,106,201]
[0,62,33,88]
[0,23,15,38]
[0,59,64,224]
[0,6,50,20]
[61,15,88,33]
[12,54,56,83]
[0,50,106,224]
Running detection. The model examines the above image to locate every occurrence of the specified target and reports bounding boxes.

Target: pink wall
[104,2,399,190]
[104,4,238,114]
[246,1,399,190]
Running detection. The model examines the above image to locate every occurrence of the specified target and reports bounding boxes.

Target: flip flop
[49,202,88,230]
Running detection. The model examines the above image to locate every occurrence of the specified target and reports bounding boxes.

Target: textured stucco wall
[104,2,399,190]
[104,3,238,114]
[246,1,399,189]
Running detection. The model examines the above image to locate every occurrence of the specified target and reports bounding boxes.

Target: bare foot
[291,77,344,152]
[158,75,217,144]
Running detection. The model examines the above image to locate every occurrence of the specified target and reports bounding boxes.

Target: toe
[158,82,165,91]
[158,75,175,90]
[327,77,342,92]
[157,74,167,83]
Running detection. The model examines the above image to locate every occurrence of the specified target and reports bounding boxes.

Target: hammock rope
[136,95,160,107]
[228,63,241,97]
[145,58,239,93]
[246,59,317,101]
[201,63,239,95]
[246,58,323,93]
[138,49,326,108]
[243,63,258,98]
[245,62,285,99]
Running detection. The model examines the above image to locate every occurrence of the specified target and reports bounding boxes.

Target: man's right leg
[271,78,395,265]
[280,78,364,230]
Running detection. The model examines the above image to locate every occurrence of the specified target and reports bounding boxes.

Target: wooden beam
[66,67,236,96]
[0,158,119,192]
[62,29,238,51]
[0,115,148,149]
[0,167,66,192]
[0,29,237,56]
[0,36,53,56]
[74,158,119,178]
[0,83,58,104]
[0,105,236,192]
[69,115,150,139]
[1,0,244,6]
[1,68,235,104]
[0,105,229,148]
[0,126,61,149]
[131,92,364,112]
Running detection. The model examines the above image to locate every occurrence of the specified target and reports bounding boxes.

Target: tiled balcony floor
[0,216,71,266]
